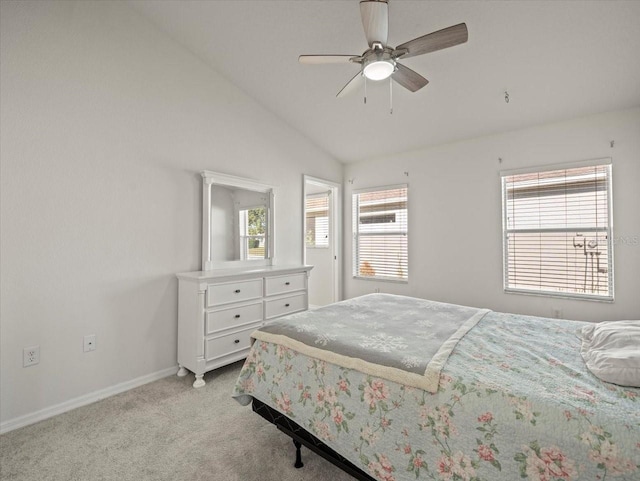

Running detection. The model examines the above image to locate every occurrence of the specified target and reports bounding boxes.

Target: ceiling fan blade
[336,72,364,98]
[360,0,388,47]
[299,55,359,65]
[395,23,468,59]
[392,63,429,92]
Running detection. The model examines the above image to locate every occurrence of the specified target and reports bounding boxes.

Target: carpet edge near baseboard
[0,365,179,435]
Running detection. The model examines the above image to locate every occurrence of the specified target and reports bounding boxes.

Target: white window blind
[501,161,613,300]
[353,185,408,281]
[305,194,329,248]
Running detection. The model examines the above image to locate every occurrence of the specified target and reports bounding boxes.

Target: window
[239,206,266,260]
[501,160,613,300]
[353,185,408,281]
[305,194,329,248]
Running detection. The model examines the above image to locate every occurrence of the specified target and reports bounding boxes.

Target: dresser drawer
[205,326,255,362]
[265,293,307,319]
[207,279,263,307]
[265,273,307,296]
[206,301,263,335]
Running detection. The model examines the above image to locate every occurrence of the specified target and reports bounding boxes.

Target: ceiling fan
[299,0,468,98]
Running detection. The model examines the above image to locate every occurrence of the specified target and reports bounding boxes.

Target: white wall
[0,0,342,429]
[344,108,640,322]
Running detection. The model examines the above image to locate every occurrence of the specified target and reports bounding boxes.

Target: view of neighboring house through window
[352,185,408,281]
[501,160,613,300]
[306,193,330,248]
[239,206,266,260]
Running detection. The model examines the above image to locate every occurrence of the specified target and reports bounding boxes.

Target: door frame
[302,175,342,304]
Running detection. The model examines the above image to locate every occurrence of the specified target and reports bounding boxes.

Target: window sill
[353,276,408,284]
[504,288,614,303]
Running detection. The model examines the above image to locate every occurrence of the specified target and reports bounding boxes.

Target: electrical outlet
[553,308,563,319]
[23,346,40,367]
[83,334,96,352]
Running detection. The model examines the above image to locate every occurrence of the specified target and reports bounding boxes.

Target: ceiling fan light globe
[363,60,395,81]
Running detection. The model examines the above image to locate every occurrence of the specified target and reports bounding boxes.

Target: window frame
[500,159,614,301]
[352,184,409,283]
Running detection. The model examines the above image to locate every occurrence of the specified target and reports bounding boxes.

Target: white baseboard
[0,365,178,435]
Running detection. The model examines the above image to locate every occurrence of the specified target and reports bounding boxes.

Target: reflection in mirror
[239,204,267,260]
[212,185,268,262]
[202,171,274,270]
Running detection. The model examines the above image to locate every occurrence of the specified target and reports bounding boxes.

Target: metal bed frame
[252,398,376,481]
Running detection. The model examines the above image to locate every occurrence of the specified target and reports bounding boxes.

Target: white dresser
[176,265,313,387]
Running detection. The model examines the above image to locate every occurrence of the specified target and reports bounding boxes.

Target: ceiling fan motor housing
[362,46,396,81]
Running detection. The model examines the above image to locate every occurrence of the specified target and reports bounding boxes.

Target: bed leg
[293,440,304,468]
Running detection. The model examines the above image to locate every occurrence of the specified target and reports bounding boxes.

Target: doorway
[303,175,341,307]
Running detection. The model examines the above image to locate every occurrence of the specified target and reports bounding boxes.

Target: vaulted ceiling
[130,0,640,163]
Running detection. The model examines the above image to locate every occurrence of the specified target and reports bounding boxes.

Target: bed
[232,294,640,481]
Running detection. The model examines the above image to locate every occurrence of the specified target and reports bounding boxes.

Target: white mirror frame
[201,170,275,271]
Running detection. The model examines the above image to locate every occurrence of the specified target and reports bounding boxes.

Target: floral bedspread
[253,294,489,392]
[233,310,640,481]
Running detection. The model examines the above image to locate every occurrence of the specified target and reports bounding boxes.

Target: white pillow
[578,320,640,387]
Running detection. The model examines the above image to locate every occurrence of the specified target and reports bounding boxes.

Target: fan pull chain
[389,77,393,114]
[364,76,367,104]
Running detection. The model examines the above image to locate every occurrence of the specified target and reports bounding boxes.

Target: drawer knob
[285,282,290,285]
[234,289,241,293]
[234,339,240,344]
[285,303,290,307]
[234,314,241,318]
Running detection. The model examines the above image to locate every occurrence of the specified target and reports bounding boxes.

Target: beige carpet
[0,361,356,481]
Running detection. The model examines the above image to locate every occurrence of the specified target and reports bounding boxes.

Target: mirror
[201,171,275,270]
